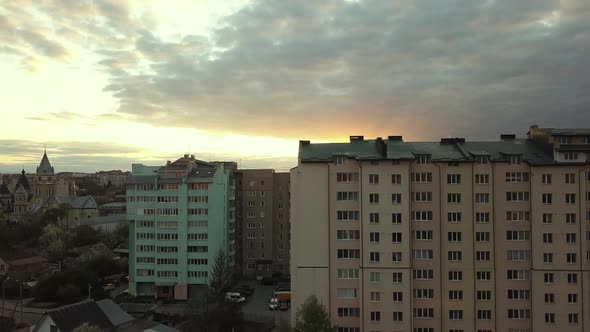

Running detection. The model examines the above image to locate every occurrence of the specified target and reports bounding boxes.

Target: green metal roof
[300,138,555,164]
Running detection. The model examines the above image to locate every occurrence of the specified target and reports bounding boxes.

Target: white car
[225,292,246,303]
[268,297,279,311]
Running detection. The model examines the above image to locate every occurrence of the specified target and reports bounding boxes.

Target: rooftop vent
[388,136,403,141]
[440,137,466,144]
[500,134,516,140]
[350,135,364,142]
[299,140,310,146]
[184,154,189,158]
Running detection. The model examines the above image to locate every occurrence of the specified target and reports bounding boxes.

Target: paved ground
[240,284,290,326]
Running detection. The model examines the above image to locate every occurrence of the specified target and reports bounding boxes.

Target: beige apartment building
[238,169,290,278]
[290,126,590,332]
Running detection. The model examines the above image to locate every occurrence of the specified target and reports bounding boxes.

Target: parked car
[274,290,291,303]
[225,292,246,303]
[279,301,289,311]
[268,298,279,311]
[233,285,255,297]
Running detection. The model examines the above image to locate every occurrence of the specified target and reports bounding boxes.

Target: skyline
[2,0,590,172]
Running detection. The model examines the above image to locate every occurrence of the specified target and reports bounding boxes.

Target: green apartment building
[126,155,235,299]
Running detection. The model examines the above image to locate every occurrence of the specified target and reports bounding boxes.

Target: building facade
[237,170,290,278]
[291,127,590,332]
[126,155,234,299]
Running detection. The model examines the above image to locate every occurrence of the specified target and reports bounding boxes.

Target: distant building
[291,127,590,332]
[30,195,99,228]
[96,170,130,188]
[236,169,290,278]
[99,202,127,216]
[127,155,234,299]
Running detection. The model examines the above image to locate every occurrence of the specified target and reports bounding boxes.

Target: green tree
[190,298,244,332]
[207,249,233,302]
[71,323,106,332]
[72,225,100,247]
[56,283,81,303]
[293,295,336,332]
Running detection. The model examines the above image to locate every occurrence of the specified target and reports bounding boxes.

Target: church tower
[32,149,56,203]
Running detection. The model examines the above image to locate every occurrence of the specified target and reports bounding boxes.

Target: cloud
[3,0,590,140]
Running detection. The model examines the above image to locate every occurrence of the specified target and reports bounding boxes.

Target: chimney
[375,137,387,157]
[190,154,195,159]
[299,140,310,146]
[440,137,466,144]
[350,136,364,142]
[166,160,171,166]
[388,136,403,141]
[500,134,516,141]
[184,154,189,158]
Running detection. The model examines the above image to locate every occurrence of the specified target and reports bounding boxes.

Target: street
[241,284,290,326]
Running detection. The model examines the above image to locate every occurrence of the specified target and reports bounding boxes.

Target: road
[241,284,290,326]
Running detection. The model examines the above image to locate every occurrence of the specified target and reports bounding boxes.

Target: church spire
[36,149,55,175]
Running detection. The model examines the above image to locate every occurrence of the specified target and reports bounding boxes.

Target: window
[544,273,555,284]
[476,251,491,261]
[506,172,529,183]
[413,269,434,280]
[447,174,461,184]
[477,271,492,280]
[568,293,578,304]
[543,253,553,264]
[337,249,360,259]
[544,293,555,303]
[369,193,380,204]
[334,156,346,165]
[506,192,529,201]
[392,272,403,283]
[369,232,380,243]
[565,173,576,184]
[336,288,358,299]
[476,232,490,242]
[542,174,552,184]
[566,193,576,204]
[545,313,555,324]
[568,313,579,325]
[370,252,381,263]
[507,270,529,280]
[413,308,434,318]
[416,155,431,164]
[391,193,402,204]
[412,230,432,240]
[477,290,492,300]
[567,253,577,264]
[448,271,463,281]
[447,193,462,203]
[369,291,381,302]
[558,136,571,144]
[508,154,522,165]
[568,273,578,284]
[448,251,463,261]
[369,213,379,224]
[449,310,463,320]
[370,311,381,322]
[392,232,403,242]
[412,172,432,183]
[543,213,553,224]
[507,250,530,261]
[412,211,433,221]
[412,191,432,202]
[566,233,576,243]
[448,290,463,300]
[337,230,360,240]
[369,174,379,184]
[543,233,553,243]
[413,289,434,299]
[337,191,359,201]
[542,193,552,204]
[476,155,489,164]
[414,249,433,260]
[337,172,359,182]
[447,232,462,242]
[475,174,489,184]
[508,309,530,319]
[448,212,462,223]
[391,213,402,224]
[392,251,403,262]
[337,308,360,317]
[392,312,403,322]
[476,212,490,223]
[506,231,530,241]
[448,161,459,167]
[392,291,403,302]
[506,211,530,221]
[336,211,360,221]
[475,193,489,203]
[369,272,381,283]
[337,269,360,279]
[477,310,492,320]
[391,174,401,184]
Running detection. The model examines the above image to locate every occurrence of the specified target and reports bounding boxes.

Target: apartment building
[126,155,235,299]
[237,169,290,278]
[290,126,590,332]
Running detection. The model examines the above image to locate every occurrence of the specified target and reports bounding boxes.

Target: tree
[72,225,100,247]
[207,249,233,302]
[276,319,292,332]
[71,323,106,332]
[293,295,336,332]
[56,284,81,303]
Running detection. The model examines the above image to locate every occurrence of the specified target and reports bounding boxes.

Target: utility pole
[18,281,22,326]
[88,283,92,300]
[1,278,4,331]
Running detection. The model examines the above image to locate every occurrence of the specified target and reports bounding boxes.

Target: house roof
[15,170,31,192]
[96,299,134,327]
[36,151,55,175]
[546,128,590,136]
[46,300,115,332]
[8,256,47,266]
[0,182,10,195]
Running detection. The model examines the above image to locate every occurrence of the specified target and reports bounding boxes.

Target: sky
[1,0,589,173]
